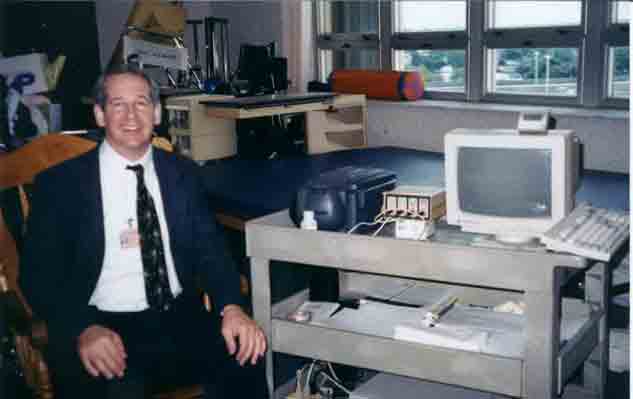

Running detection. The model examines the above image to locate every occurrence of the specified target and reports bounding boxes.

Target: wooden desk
[164,94,367,162]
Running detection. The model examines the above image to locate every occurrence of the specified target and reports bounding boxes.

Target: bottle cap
[300,210,318,230]
[303,210,315,221]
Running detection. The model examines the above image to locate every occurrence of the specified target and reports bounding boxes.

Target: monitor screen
[458,147,552,218]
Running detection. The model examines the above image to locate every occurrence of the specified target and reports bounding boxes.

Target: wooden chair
[0,133,203,399]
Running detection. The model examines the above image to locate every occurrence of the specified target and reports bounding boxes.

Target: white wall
[95,1,282,81]
[212,0,313,92]
[367,102,629,173]
[210,1,282,74]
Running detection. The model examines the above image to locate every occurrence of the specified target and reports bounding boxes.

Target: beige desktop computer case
[165,94,236,162]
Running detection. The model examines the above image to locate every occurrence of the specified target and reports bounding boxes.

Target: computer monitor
[236,43,274,95]
[236,42,288,95]
[444,128,580,244]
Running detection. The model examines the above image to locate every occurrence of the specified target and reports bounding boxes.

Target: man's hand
[221,305,267,366]
[78,325,127,379]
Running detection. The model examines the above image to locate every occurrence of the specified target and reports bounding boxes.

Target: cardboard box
[0,53,50,95]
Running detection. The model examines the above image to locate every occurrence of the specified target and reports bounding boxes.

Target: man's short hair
[93,64,160,109]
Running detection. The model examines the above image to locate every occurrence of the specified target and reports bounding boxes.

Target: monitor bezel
[445,128,576,243]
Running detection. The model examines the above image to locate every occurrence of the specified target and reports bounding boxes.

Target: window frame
[314,0,382,80]
[600,1,630,107]
[390,0,469,101]
[313,0,629,109]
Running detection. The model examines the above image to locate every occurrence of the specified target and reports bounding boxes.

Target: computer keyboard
[541,203,629,262]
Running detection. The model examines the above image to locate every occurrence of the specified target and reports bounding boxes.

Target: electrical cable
[372,217,396,237]
[317,371,352,395]
[347,220,383,234]
[326,361,342,383]
[305,360,317,394]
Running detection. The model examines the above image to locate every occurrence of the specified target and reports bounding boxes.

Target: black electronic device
[235,42,288,96]
[204,16,231,88]
[270,57,288,91]
[236,43,274,96]
[290,167,398,232]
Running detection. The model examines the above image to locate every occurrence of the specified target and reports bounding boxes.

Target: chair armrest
[2,291,48,349]
[29,318,48,349]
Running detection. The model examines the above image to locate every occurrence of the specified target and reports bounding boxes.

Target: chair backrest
[0,133,97,190]
[0,133,198,399]
[0,133,172,215]
[0,208,20,294]
[0,133,98,312]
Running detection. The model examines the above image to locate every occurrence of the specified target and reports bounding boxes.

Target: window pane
[488,1,581,29]
[488,48,578,97]
[319,49,379,79]
[608,46,630,99]
[611,1,630,24]
[319,0,378,34]
[394,1,466,32]
[394,49,466,93]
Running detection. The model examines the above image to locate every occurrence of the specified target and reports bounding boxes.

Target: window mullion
[380,0,392,71]
[468,0,485,102]
[314,0,324,81]
[582,0,608,107]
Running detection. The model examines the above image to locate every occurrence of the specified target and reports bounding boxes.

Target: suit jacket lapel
[153,150,185,239]
[77,148,105,284]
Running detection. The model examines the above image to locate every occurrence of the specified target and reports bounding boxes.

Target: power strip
[381,186,446,221]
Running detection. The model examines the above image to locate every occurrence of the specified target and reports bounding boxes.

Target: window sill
[368,99,629,120]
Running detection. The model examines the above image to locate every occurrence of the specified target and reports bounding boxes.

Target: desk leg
[251,257,273,396]
[583,262,609,398]
[524,269,561,399]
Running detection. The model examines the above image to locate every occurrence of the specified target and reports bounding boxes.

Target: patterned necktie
[126,164,173,311]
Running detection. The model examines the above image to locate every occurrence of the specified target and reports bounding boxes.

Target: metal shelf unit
[246,210,617,399]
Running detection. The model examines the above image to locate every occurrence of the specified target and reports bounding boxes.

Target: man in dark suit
[20,65,268,398]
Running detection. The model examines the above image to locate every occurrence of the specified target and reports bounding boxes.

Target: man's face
[93,73,161,161]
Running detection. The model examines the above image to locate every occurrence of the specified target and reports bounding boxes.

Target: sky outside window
[395,1,466,32]
[488,1,581,29]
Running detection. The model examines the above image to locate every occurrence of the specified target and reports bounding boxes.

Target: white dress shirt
[89,141,182,311]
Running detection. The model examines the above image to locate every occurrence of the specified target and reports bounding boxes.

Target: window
[396,1,466,32]
[315,0,380,76]
[391,1,467,98]
[488,48,578,97]
[314,0,629,108]
[484,1,584,101]
[319,48,380,79]
[487,1,582,29]
[605,1,630,102]
[607,46,629,99]
[395,49,466,93]
[611,1,630,24]
[318,0,378,34]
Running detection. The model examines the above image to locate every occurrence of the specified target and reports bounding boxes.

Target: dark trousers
[46,295,268,399]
